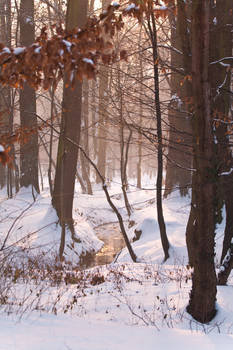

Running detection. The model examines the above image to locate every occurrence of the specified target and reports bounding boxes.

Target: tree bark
[0,0,12,191]
[211,0,233,267]
[186,0,217,323]
[137,26,143,189]
[164,2,192,198]
[78,144,137,263]
[19,0,39,193]
[80,79,93,195]
[117,60,132,218]
[218,240,233,285]
[96,0,110,184]
[147,4,170,261]
[52,0,88,255]
[96,65,108,184]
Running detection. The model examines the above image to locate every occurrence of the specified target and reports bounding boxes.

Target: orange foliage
[0,1,175,166]
[0,146,11,166]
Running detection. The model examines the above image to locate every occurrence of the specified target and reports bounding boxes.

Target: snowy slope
[0,182,232,349]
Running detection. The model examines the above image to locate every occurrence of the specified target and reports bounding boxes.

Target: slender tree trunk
[19,0,39,193]
[47,87,56,196]
[0,0,12,190]
[80,80,93,194]
[120,127,132,218]
[80,152,93,195]
[79,144,137,263]
[186,0,217,323]
[117,61,132,217]
[137,29,143,189]
[6,0,17,197]
[218,240,233,286]
[76,168,87,194]
[0,1,6,187]
[147,5,170,261]
[96,0,110,184]
[137,129,142,189]
[96,68,108,183]
[52,0,88,258]
[220,185,233,265]
[91,79,98,160]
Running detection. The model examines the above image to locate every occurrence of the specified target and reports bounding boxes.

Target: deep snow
[0,180,232,349]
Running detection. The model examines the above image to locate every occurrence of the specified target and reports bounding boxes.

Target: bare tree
[146,2,170,261]
[0,0,14,194]
[186,0,217,323]
[164,1,192,198]
[19,0,39,194]
[52,0,88,258]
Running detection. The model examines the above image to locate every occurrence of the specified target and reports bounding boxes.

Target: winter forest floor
[0,179,233,349]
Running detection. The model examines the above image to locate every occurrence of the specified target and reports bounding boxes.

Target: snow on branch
[0,3,139,91]
[210,56,233,67]
[0,1,174,94]
[218,240,233,285]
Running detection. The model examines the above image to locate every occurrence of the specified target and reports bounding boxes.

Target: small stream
[80,222,126,269]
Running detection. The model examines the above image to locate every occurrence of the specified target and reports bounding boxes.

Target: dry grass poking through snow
[1,256,229,334]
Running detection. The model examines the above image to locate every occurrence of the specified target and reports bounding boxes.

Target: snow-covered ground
[0,180,232,349]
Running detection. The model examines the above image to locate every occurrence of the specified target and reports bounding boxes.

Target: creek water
[80,222,126,269]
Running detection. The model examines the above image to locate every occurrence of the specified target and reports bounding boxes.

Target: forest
[0,0,233,348]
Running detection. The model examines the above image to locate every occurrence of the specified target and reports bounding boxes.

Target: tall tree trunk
[0,0,11,190]
[117,60,132,217]
[0,0,7,188]
[80,79,93,195]
[96,67,108,184]
[47,87,56,197]
[96,0,110,184]
[147,4,170,261]
[19,0,39,193]
[164,2,192,198]
[91,79,98,160]
[186,0,217,323]
[137,28,143,189]
[52,0,88,258]
[211,0,233,268]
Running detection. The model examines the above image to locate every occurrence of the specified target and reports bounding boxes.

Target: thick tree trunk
[52,0,88,253]
[186,0,217,323]
[211,0,233,267]
[164,3,192,198]
[19,0,39,193]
